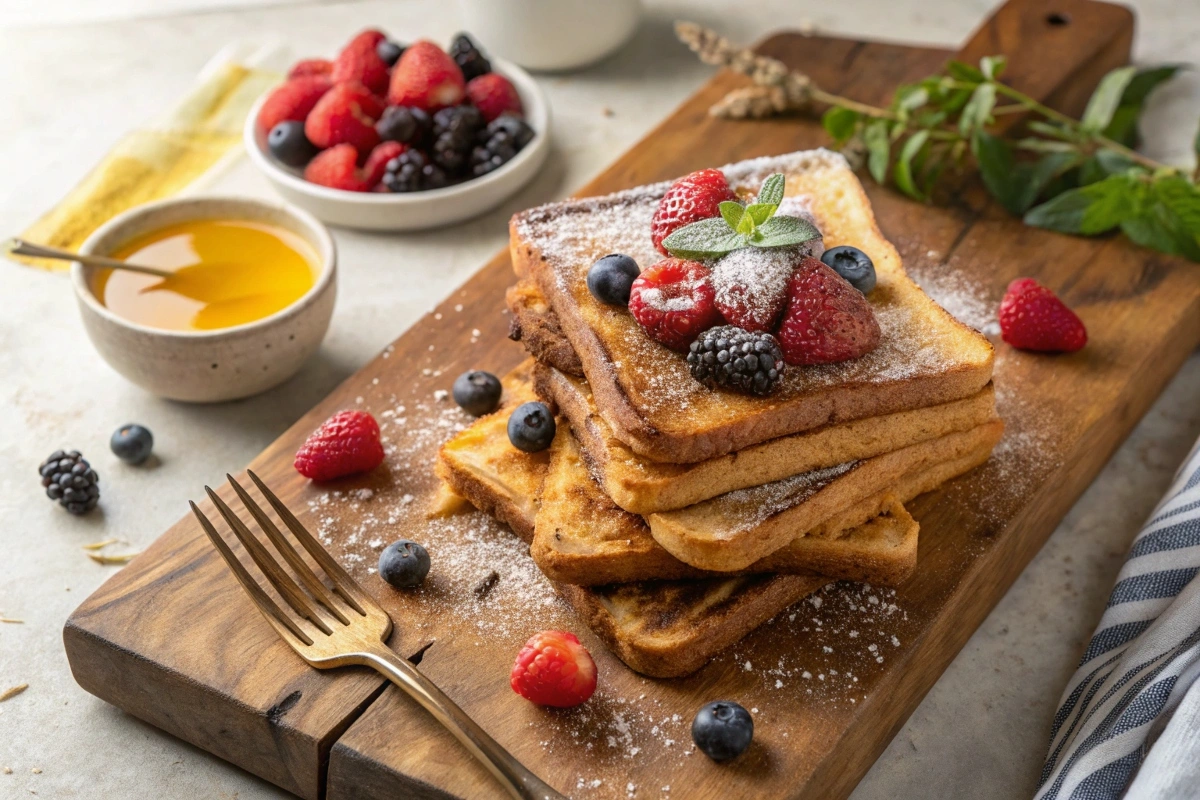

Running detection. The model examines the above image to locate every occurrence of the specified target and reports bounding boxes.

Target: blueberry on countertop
[692,700,754,762]
[452,370,503,416]
[376,39,406,67]
[821,246,876,295]
[507,401,555,453]
[379,540,431,588]
[110,423,154,465]
[267,121,318,168]
[587,254,640,306]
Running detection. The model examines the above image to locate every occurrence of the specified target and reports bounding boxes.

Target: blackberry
[381,150,450,193]
[38,450,100,515]
[430,105,485,175]
[376,105,431,147]
[687,326,785,396]
[470,113,535,177]
[449,33,492,82]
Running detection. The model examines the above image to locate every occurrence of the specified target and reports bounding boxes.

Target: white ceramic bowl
[244,59,550,231]
[457,0,641,71]
[73,197,337,403]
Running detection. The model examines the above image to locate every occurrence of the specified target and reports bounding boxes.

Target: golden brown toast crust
[505,281,585,377]
[509,150,995,463]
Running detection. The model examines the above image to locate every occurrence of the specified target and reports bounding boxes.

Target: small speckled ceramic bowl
[72,197,336,403]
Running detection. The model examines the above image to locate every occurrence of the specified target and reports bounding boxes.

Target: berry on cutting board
[294,410,385,481]
[650,169,738,256]
[452,370,503,416]
[256,75,332,135]
[507,401,556,453]
[304,82,385,152]
[331,29,390,96]
[388,40,466,112]
[110,423,154,465]
[777,257,882,365]
[586,253,640,306]
[821,245,876,295]
[998,277,1087,353]
[466,73,523,122]
[39,450,100,515]
[687,326,785,396]
[627,258,722,351]
[692,701,754,762]
[378,540,431,588]
[449,33,492,81]
[510,630,597,708]
[267,121,319,168]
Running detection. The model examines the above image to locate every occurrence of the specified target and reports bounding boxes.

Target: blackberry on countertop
[430,105,485,174]
[687,325,785,396]
[381,149,450,193]
[376,105,431,147]
[449,33,492,82]
[39,450,100,515]
[471,113,535,177]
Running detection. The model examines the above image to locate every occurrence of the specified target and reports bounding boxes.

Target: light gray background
[1,1,1198,797]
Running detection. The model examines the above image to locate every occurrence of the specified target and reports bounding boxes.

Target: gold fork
[190,470,565,800]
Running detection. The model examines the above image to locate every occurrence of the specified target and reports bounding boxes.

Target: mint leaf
[864,120,890,184]
[1153,175,1200,240]
[895,85,929,114]
[662,217,745,259]
[946,60,984,82]
[1104,65,1182,146]
[719,200,745,230]
[959,82,996,136]
[1027,120,1076,141]
[980,55,1006,80]
[1024,174,1136,235]
[1120,193,1200,261]
[1077,150,1135,185]
[748,215,820,249]
[1082,66,1138,131]
[736,210,757,236]
[745,202,777,226]
[822,107,859,144]
[893,130,930,201]
[975,131,1079,215]
[757,173,785,207]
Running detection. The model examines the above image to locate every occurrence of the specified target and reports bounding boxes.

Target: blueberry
[267,121,318,168]
[378,540,431,588]
[691,701,753,761]
[506,401,556,453]
[452,370,503,416]
[376,40,405,67]
[110,423,154,465]
[586,254,641,306]
[821,246,876,294]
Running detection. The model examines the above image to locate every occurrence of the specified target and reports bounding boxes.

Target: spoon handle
[5,238,174,279]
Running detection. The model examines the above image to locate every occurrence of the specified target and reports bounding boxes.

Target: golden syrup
[96,219,318,331]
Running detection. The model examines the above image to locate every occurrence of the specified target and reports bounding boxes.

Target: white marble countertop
[1,1,1198,798]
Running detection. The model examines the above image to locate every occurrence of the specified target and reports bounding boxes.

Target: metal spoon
[5,238,174,279]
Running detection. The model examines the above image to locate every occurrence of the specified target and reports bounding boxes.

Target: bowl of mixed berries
[244,30,549,230]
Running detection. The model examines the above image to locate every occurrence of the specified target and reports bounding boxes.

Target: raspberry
[288,58,333,80]
[650,169,738,256]
[256,76,332,135]
[627,258,722,351]
[998,278,1087,352]
[777,257,881,365]
[388,41,466,112]
[332,29,390,96]
[510,630,597,708]
[304,82,384,152]
[304,144,369,191]
[465,73,523,122]
[294,410,385,481]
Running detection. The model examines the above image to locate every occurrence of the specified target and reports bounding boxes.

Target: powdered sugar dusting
[710,246,799,329]
[686,461,858,533]
[909,263,1000,336]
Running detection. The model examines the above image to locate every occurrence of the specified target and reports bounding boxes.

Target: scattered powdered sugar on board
[908,263,1000,336]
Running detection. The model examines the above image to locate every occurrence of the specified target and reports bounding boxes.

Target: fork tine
[190,501,314,647]
[246,470,368,616]
[226,474,350,626]
[205,486,333,635]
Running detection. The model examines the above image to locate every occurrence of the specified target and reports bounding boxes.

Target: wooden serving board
[64,1,1200,798]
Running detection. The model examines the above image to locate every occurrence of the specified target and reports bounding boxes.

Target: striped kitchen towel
[1035,435,1200,800]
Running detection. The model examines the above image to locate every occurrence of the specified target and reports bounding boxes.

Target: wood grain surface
[65,1,1200,799]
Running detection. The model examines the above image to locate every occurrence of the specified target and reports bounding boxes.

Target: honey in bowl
[95,219,318,332]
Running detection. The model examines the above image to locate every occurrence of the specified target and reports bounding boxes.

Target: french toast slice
[533,426,922,586]
[535,360,997,514]
[510,149,995,463]
[505,282,584,377]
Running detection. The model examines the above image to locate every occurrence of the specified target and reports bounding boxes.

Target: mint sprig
[662,173,820,259]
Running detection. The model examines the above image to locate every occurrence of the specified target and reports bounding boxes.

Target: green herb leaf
[959,82,996,136]
[1103,65,1182,146]
[757,173,786,207]
[1012,138,1077,154]
[893,130,930,201]
[1081,66,1138,131]
[748,215,821,249]
[822,106,860,144]
[1024,174,1136,234]
[974,131,1078,215]
[719,200,745,230]
[662,217,746,259]
[946,60,984,82]
[1027,120,1076,141]
[1194,120,1200,174]
[895,85,929,113]
[1077,150,1136,186]
[1154,175,1200,235]
[1119,187,1200,260]
[745,202,777,226]
[864,120,890,184]
[980,55,1006,80]
[736,209,757,236]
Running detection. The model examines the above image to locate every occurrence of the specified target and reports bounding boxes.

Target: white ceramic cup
[456,0,642,71]
[73,197,337,403]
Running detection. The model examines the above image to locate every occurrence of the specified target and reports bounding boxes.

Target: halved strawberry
[777,257,881,365]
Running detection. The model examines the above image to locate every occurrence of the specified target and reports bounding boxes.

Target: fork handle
[357,645,566,800]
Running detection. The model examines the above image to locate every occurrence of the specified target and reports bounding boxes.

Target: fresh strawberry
[288,58,333,80]
[304,144,371,191]
[650,169,738,256]
[256,76,332,135]
[388,41,465,112]
[627,258,722,351]
[711,247,796,333]
[363,140,405,186]
[305,82,384,152]
[332,29,390,96]
[777,257,881,365]
[465,73,523,122]
[294,410,385,481]
[998,277,1087,352]
[510,630,597,708]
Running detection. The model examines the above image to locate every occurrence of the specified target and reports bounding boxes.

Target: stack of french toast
[436,149,1001,678]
